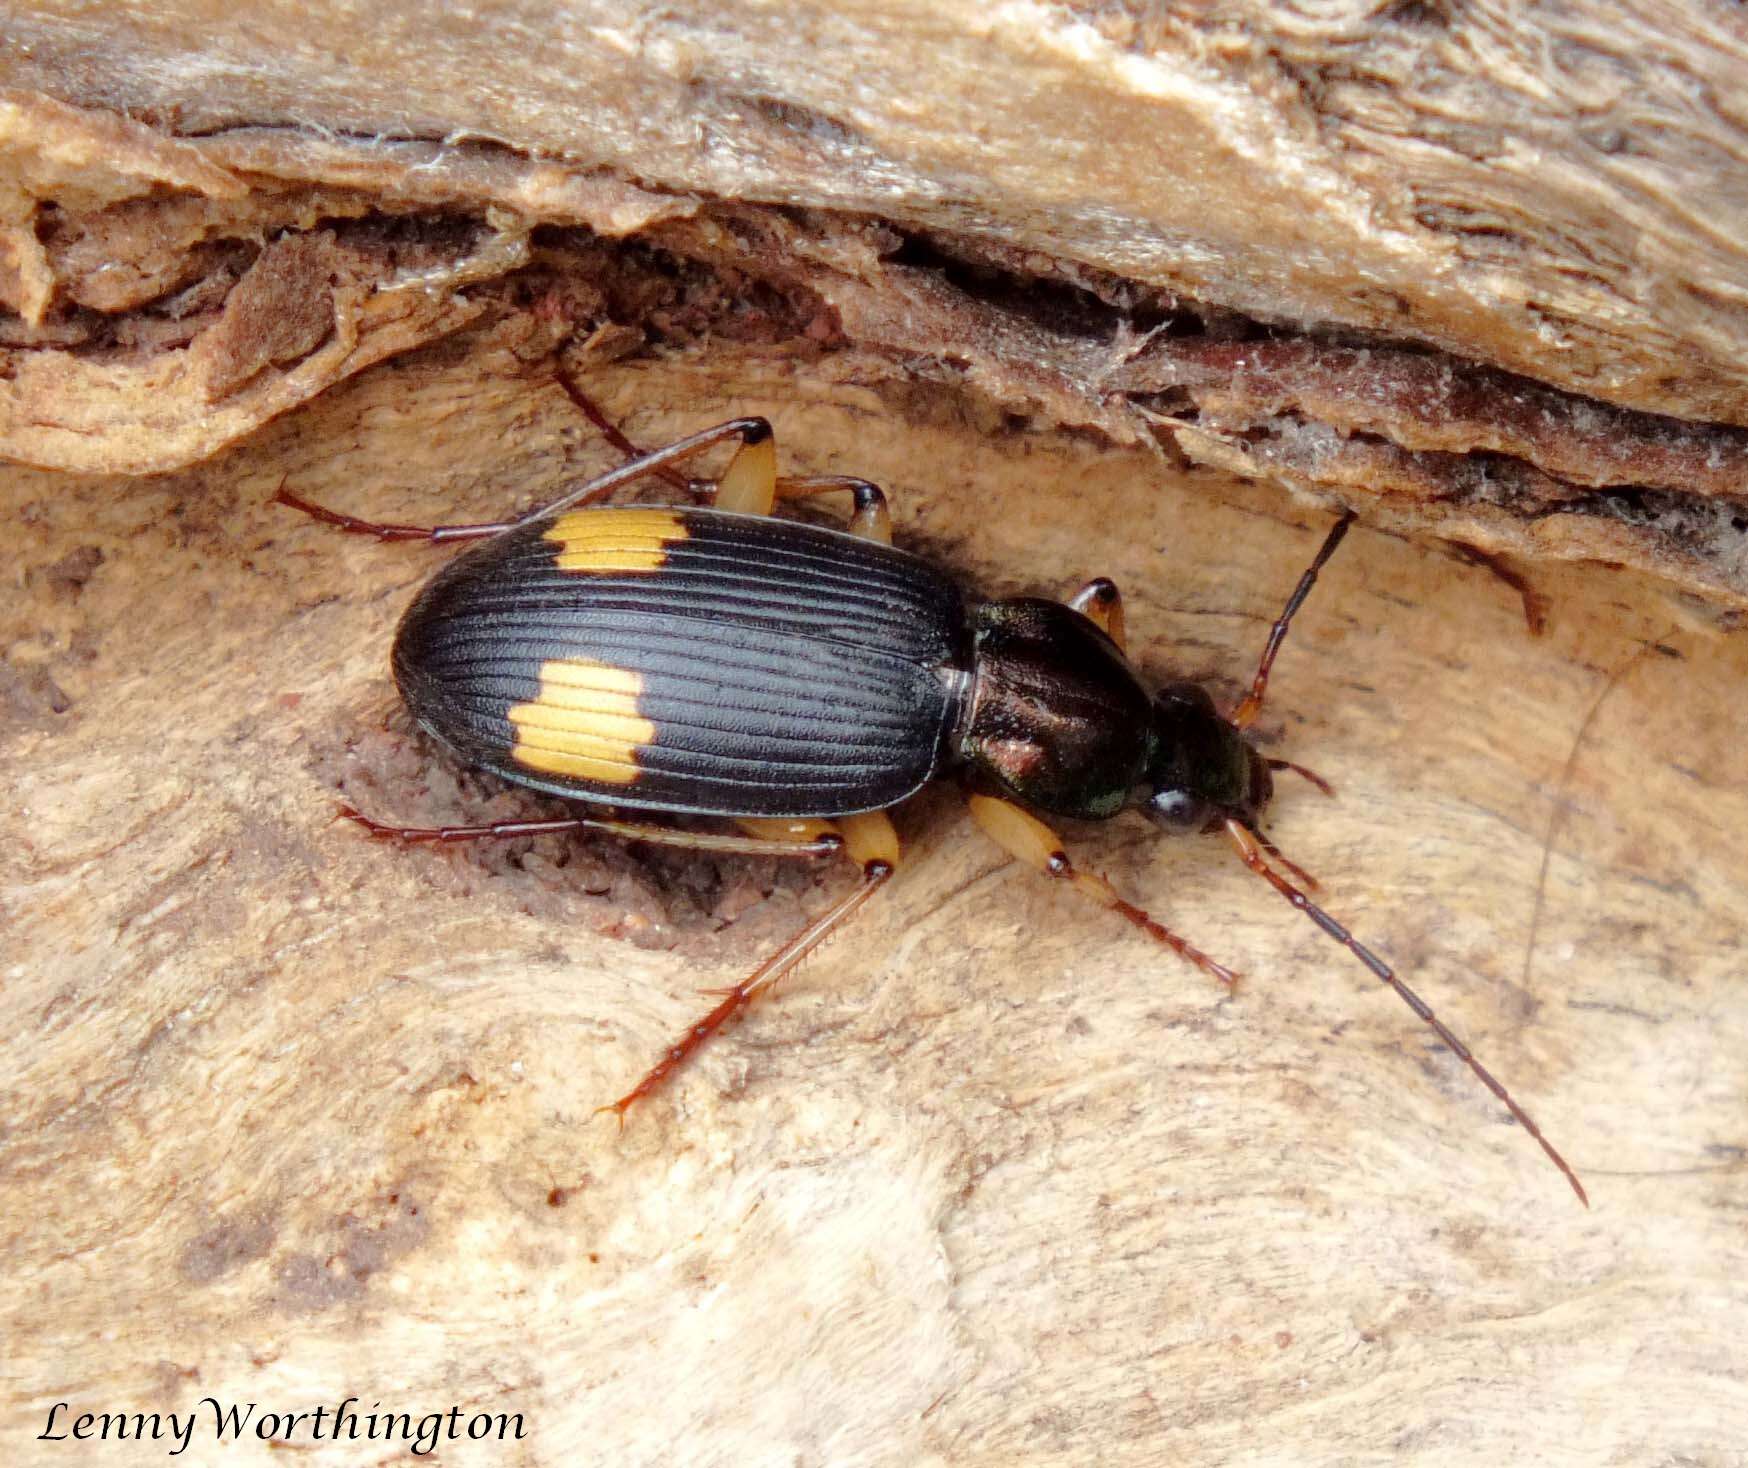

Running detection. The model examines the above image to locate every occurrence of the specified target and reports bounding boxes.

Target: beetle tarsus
[598,862,893,1120]
[597,984,755,1124]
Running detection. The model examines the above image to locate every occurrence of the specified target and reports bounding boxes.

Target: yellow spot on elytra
[543,508,686,573]
[509,658,655,785]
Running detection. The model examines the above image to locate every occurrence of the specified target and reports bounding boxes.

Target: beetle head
[1140,681,1271,834]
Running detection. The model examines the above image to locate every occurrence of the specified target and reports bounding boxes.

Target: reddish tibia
[1248,827,1320,892]
[547,371,693,492]
[1094,877,1241,991]
[966,792,1240,991]
[273,484,510,542]
[337,804,843,857]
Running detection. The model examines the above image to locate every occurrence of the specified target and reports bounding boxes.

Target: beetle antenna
[1232,510,1355,729]
[1223,819,1587,1206]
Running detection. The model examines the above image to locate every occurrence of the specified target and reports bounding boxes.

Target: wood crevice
[2,114,1745,615]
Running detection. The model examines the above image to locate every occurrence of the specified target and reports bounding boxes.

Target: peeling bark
[1,60,1745,607]
[5,6,1748,1465]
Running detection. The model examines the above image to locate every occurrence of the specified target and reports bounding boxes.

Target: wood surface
[4,336,1745,1465]
[3,1,1748,1463]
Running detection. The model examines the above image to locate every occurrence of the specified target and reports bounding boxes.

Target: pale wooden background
[4,334,1744,1464]
[5,1,1748,1457]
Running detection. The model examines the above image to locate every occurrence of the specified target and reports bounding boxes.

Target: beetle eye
[1146,788,1207,832]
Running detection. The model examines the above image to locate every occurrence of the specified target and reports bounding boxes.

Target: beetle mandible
[277,370,1585,1205]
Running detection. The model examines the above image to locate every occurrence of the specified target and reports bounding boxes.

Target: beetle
[277,370,1585,1205]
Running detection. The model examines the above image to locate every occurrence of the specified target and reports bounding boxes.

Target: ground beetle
[277,371,1585,1205]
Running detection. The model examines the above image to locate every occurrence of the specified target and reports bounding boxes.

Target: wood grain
[3,335,1743,1464]
[7,0,1748,426]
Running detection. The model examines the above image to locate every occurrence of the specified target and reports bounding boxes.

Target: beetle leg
[339,804,843,857]
[737,815,839,845]
[736,814,900,978]
[1243,824,1320,891]
[966,793,1240,990]
[547,368,693,492]
[713,420,780,515]
[275,418,778,541]
[738,812,898,883]
[1267,757,1334,797]
[562,364,897,538]
[773,476,894,544]
[708,441,896,541]
[598,811,901,1122]
[1231,509,1355,729]
[549,365,892,536]
[1066,577,1126,651]
[272,484,515,543]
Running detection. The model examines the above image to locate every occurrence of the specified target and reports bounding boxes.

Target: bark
[3,4,1745,1465]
